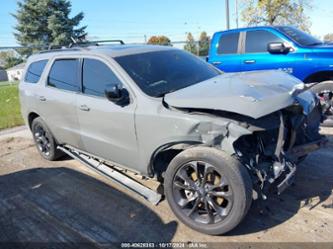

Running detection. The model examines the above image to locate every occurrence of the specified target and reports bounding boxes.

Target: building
[0,67,8,81]
[6,63,25,82]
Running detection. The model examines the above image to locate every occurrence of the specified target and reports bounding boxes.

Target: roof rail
[37,38,125,54]
[70,39,125,48]
[38,47,83,54]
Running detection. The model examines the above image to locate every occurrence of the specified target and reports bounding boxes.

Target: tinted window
[47,59,79,91]
[276,26,323,46]
[83,59,121,97]
[217,32,239,54]
[115,50,221,97]
[25,60,48,83]
[245,30,283,53]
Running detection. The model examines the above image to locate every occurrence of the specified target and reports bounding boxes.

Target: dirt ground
[0,126,332,247]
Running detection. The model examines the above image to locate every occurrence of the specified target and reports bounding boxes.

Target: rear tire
[311,81,333,127]
[31,117,63,161]
[164,146,252,235]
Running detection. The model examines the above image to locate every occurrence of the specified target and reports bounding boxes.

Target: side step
[57,146,162,205]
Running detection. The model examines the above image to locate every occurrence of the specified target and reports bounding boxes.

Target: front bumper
[276,162,296,195]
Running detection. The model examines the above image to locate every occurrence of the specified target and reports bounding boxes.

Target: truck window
[217,32,239,54]
[47,59,80,92]
[245,30,283,53]
[82,59,122,97]
[25,60,48,83]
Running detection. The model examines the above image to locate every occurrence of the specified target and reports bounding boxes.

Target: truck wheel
[31,117,63,161]
[311,81,333,127]
[164,147,252,235]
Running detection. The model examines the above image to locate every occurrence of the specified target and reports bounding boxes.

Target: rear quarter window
[24,59,48,83]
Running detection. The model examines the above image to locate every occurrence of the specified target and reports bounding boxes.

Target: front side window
[217,32,239,54]
[47,59,79,91]
[245,30,284,53]
[82,59,121,97]
[115,50,221,97]
[25,60,48,83]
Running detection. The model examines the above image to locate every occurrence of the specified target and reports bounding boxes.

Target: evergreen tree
[198,31,210,56]
[13,0,86,54]
[184,32,197,55]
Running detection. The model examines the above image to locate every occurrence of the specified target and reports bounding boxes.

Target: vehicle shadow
[0,167,177,246]
[227,134,333,236]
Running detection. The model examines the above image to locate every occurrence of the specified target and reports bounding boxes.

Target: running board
[57,146,162,205]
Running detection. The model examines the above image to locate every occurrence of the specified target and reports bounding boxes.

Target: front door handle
[39,96,46,101]
[79,105,90,111]
[244,60,256,64]
[212,61,222,65]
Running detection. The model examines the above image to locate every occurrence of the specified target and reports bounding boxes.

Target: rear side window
[245,30,283,53]
[82,59,121,97]
[25,60,48,83]
[47,59,80,91]
[217,32,239,54]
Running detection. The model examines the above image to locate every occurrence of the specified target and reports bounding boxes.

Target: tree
[198,32,210,56]
[13,0,87,54]
[324,33,333,43]
[0,51,23,69]
[241,0,312,32]
[184,32,197,54]
[147,36,171,46]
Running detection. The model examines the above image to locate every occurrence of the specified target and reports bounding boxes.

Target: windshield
[115,50,221,97]
[276,26,323,46]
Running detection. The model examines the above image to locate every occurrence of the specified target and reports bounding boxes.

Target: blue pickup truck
[208,26,333,125]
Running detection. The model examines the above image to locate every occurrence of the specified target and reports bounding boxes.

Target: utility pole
[225,0,230,30]
[235,0,239,28]
[144,34,147,44]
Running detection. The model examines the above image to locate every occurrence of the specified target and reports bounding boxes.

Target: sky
[0,0,332,47]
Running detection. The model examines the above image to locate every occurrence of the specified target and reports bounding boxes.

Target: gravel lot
[0,126,332,246]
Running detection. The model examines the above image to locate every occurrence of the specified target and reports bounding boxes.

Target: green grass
[0,83,24,130]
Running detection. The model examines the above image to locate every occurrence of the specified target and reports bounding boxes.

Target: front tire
[164,147,252,235]
[31,117,63,161]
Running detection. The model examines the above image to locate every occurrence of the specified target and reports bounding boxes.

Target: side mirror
[105,84,129,107]
[267,42,291,54]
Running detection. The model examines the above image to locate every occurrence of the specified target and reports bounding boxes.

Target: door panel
[38,87,81,147]
[209,31,242,72]
[240,30,295,74]
[77,58,138,167]
[240,52,295,73]
[37,58,81,147]
[77,95,138,167]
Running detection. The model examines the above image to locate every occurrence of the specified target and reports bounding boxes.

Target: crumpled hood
[164,70,315,119]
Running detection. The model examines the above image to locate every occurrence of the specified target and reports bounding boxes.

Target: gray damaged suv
[20,44,326,235]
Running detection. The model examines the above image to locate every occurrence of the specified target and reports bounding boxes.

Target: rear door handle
[244,60,256,64]
[79,105,90,111]
[39,96,46,101]
[212,61,222,65]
